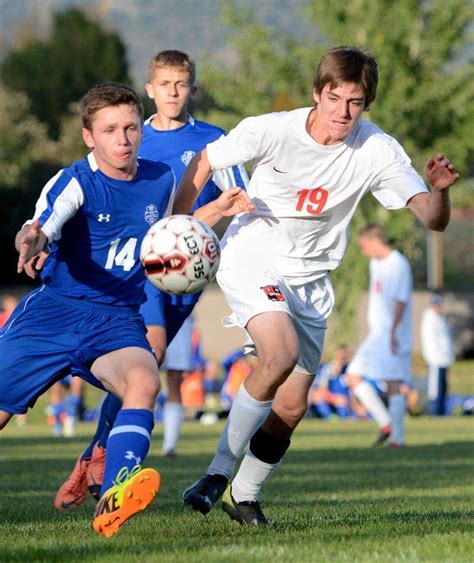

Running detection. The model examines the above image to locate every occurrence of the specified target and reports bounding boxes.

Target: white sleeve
[211,165,250,192]
[206,115,267,171]
[420,310,433,362]
[370,135,428,209]
[392,255,412,303]
[30,170,84,242]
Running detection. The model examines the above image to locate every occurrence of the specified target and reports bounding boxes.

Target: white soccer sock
[207,384,273,479]
[389,394,406,445]
[162,402,183,453]
[353,381,391,429]
[231,451,277,503]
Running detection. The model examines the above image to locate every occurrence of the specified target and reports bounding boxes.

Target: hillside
[0,0,314,86]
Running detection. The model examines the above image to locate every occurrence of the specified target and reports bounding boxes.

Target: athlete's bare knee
[258,349,298,381]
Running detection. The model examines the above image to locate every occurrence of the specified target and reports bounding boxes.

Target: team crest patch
[181,150,196,166]
[261,285,285,302]
[144,204,159,226]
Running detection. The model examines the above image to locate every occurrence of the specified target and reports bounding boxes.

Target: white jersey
[206,108,427,284]
[367,250,413,352]
[420,308,454,367]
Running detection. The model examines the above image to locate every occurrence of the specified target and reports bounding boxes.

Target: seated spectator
[308,346,352,420]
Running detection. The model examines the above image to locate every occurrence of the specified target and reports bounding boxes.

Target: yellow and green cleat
[93,465,160,538]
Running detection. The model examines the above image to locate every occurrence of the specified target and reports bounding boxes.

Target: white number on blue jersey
[105,238,137,272]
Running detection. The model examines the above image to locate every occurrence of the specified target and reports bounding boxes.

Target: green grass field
[0,414,472,562]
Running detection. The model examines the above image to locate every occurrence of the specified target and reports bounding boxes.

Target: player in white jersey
[420,293,455,416]
[176,45,460,525]
[346,226,413,448]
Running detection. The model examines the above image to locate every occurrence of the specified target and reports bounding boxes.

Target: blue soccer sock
[65,395,81,418]
[51,403,63,424]
[100,408,154,495]
[335,405,351,419]
[51,403,64,436]
[314,400,333,420]
[82,393,123,459]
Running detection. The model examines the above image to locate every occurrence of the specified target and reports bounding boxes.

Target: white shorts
[161,315,194,372]
[217,267,334,376]
[348,333,411,382]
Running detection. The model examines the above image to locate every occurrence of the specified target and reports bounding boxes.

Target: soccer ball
[140,215,221,294]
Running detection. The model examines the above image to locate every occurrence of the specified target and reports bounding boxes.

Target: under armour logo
[98,213,111,222]
[125,451,142,465]
[228,426,242,440]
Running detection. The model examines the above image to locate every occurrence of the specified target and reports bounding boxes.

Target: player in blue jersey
[1,83,171,537]
[54,51,249,508]
[0,81,250,537]
[140,50,248,457]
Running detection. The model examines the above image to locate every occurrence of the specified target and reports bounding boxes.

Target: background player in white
[420,293,455,416]
[346,225,413,448]
[175,45,460,525]
[53,50,249,507]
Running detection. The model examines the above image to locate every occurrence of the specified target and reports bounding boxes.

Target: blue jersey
[32,153,175,308]
[138,114,249,306]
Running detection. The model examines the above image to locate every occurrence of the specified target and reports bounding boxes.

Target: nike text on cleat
[54,456,89,511]
[372,425,391,448]
[221,484,270,526]
[93,465,160,538]
[182,474,228,515]
[87,444,106,501]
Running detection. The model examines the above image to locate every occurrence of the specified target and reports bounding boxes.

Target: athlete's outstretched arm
[173,149,213,215]
[407,153,460,231]
[193,188,255,227]
[15,220,49,274]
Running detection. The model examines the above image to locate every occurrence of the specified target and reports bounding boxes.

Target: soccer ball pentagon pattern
[140,215,221,295]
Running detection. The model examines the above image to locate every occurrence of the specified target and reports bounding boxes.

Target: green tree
[0,86,59,284]
[197,1,473,349]
[0,8,131,139]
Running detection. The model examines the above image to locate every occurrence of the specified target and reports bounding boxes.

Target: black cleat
[182,474,228,515]
[372,426,391,448]
[221,484,270,526]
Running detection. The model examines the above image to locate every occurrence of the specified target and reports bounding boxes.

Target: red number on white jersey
[296,187,329,215]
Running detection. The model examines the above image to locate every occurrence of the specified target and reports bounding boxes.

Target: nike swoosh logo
[273,166,288,174]
[61,494,86,509]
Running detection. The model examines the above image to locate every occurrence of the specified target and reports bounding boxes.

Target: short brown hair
[80,82,144,130]
[313,46,378,109]
[148,50,196,84]
[358,224,389,244]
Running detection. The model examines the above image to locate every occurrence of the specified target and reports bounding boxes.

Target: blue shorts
[140,282,195,345]
[161,315,194,372]
[0,286,153,414]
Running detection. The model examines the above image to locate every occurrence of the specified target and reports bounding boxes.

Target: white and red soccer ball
[140,215,221,294]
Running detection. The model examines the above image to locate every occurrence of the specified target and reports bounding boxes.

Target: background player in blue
[0,83,172,537]
[141,49,248,457]
[54,50,249,507]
